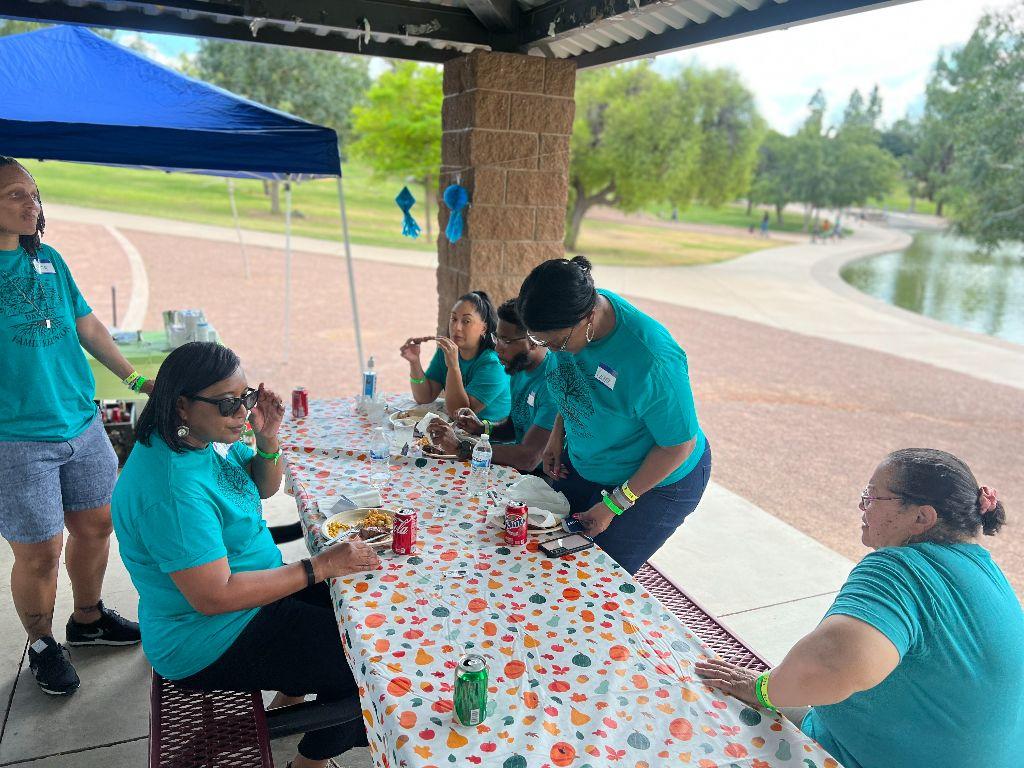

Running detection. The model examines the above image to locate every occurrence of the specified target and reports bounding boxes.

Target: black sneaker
[65,601,141,647]
[28,636,80,696]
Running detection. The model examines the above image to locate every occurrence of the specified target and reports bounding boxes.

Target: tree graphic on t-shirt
[0,273,68,347]
[509,389,533,442]
[216,455,261,517]
[546,355,594,438]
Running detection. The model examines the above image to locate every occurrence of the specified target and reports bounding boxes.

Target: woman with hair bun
[515,255,710,574]
[400,290,510,422]
[698,448,1023,768]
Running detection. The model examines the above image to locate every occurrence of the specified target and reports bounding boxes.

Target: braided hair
[0,157,45,257]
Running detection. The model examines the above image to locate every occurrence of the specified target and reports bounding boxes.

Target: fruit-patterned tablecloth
[280,399,840,768]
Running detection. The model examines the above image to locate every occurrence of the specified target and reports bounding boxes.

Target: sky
[122,0,1017,135]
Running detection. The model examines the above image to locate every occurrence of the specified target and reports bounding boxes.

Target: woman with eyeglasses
[400,290,511,422]
[112,342,379,768]
[0,157,147,697]
[515,255,710,575]
[698,449,1022,768]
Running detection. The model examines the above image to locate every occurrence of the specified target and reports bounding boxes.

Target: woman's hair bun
[570,255,593,274]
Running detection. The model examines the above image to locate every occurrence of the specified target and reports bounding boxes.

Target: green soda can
[454,654,489,726]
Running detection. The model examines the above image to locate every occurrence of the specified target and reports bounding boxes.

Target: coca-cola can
[291,387,309,419]
[504,501,528,546]
[110,406,122,423]
[392,508,417,555]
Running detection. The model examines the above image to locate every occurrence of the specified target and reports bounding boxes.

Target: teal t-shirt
[507,356,557,444]
[543,289,705,487]
[111,435,283,680]
[425,347,511,422]
[0,244,97,442]
[803,543,1024,768]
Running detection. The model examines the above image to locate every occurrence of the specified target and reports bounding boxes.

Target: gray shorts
[0,411,118,544]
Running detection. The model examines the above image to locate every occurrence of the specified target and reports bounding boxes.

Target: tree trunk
[263,180,281,215]
[936,199,944,218]
[775,204,784,226]
[746,198,753,215]
[423,176,433,242]
[565,195,589,252]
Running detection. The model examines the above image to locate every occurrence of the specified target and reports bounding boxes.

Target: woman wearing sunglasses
[112,342,379,768]
[698,449,1022,768]
[400,290,511,421]
[515,255,710,575]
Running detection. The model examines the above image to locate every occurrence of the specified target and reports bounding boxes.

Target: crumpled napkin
[505,475,571,517]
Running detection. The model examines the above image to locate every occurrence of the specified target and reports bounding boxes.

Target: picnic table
[84,330,168,401]
[280,398,839,768]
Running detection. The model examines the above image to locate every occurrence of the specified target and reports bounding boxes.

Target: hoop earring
[585,322,594,343]
[176,424,190,438]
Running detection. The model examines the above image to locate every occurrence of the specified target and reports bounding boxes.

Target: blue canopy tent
[0,24,364,367]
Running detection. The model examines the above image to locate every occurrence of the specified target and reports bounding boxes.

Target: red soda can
[291,387,309,418]
[110,406,122,423]
[392,508,417,555]
[504,501,528,546]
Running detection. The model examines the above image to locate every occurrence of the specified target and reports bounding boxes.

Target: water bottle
[471,434,492,492]
[362,356,377,400]
[369,427,391,488]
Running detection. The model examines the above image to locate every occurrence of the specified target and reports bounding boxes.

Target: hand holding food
[454,407,484,436]
[400,335,437,364]
[426,417,460,454]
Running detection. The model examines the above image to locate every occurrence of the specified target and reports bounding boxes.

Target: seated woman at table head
[400,290,511,422]
[112,341,380,768]
[698,448,1023,768]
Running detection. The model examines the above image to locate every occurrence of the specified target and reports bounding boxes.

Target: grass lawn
[575,218,766,266]
[645,201,808,234]
[867,189,943,216]
[23,159,780,267]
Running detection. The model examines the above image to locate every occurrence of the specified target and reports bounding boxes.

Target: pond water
[840,230,1024,346]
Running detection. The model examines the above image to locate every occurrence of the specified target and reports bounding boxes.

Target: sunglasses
[187,387,258,416]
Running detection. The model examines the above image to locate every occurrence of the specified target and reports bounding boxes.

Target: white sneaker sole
[66,638,141,647]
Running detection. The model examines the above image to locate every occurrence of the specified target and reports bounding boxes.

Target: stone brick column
[436,51,576,331]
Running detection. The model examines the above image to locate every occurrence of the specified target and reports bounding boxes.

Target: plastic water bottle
[369,427,391,488]
[362,356,377,400]
[471,434,492,492]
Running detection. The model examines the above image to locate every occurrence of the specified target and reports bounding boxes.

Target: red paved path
[50,219,1024,595]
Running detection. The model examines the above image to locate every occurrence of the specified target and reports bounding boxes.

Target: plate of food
[414,436,459,460]
[389,405,436,429]
[321,507,396,546]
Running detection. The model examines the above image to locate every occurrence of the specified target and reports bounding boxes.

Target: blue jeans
[554,443,712,575]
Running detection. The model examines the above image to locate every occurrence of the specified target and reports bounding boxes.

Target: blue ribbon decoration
[443,184,469,244]
[394,186,421,239]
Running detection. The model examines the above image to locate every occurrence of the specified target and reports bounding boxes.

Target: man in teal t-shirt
[430,299,557,472]
[802,542,1024,768]
[112,437,282,679]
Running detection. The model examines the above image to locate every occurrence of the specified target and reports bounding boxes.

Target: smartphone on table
[539,533,595,558]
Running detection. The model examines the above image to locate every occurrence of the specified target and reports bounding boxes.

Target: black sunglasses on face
[187,387,258,416]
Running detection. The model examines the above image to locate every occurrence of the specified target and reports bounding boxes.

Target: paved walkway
[1,205,1020,766]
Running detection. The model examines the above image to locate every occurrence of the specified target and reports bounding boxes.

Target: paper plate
[389,405,432,429]
[321,507,397,546]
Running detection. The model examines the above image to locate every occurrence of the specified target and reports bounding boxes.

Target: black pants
[177,582,367,761]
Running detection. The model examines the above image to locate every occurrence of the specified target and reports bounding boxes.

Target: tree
[922,7,1024,244]
[196,39,370,213]
[749,131,798,224]
[0,20,115,38]
[349,62,442,241]
[566,63,762,250]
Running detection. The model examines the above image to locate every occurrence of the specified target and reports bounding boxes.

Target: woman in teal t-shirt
[400,290,510,421]
[697,449,1023,768]
[112,342,380,768]
[516,256,710,574]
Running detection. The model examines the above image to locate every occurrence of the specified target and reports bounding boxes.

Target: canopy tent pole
[283,181,293,365]
[337,176,365,379]
[227,179,251,279]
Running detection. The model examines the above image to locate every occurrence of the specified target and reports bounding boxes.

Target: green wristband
[601,490,625,516]
[256,446,282,465]
[410,375,426,385]
[754,671,778,712]
[132,375,148,393]
[482,420,492,436]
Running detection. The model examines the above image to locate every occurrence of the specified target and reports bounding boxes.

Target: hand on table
[542,433,569,480]
[249,383,285,440]
[694,658,760,708]
[426,418,460,454]
[453,408,484,436]
[314,540,381,579]
[576,501,615,538]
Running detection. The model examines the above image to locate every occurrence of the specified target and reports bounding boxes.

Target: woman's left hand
[249,383,285,440]
[577,501,616,538]
[694,658,760,707]
[436,337,461,368]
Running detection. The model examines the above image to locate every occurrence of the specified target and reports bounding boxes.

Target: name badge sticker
[527,391,536,407]
[594,363,617,390]
[32,259,56,275]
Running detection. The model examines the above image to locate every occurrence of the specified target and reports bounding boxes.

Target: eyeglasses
[188,387,258,417]
[528,321,579,352]
[490,332,529,346]
[860,489,902,509]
